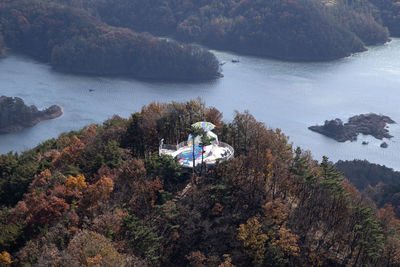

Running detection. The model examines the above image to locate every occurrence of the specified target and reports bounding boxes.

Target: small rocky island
[309,113,395,143]
[0,96,62,134]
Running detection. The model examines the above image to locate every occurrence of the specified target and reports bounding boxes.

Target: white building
[159,122,234,168]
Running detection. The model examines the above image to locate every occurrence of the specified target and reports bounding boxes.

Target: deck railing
[218,142,235,161]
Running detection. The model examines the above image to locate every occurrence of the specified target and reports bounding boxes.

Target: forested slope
[337,159,400,218]
[0,0,220,80]
[0,0,394,73]
[58,0,390,61]
[369,0,400,36]
[0,100,399,266]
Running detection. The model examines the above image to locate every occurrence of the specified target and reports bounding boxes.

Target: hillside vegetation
[0,0,393,73]
[337,159,400,218]
[0,0,220,80]
[58,0,389,61]
[369,0,400,36]
[0,100,399,266]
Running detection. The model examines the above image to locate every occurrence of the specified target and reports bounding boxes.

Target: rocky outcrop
[380,142,388,148]
[309,113,395,142]
[0,96,62,134]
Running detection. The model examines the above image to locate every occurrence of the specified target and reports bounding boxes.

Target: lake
[1,39,400,169]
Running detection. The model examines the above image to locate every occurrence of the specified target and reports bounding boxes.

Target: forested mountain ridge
[0,100,399,266]
[0,0,393,70]
[56,0,390,61]
[0,0,220,80]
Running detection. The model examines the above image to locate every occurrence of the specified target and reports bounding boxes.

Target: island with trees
[309,113,395,142]
[0,100,399,266]
[0,96,62,134]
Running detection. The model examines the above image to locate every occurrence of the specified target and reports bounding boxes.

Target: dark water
[2,39,400,169]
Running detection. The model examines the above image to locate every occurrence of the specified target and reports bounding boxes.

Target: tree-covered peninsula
[0,0,393,72]
[0,100,399,266]
[0,0,220,80]
[58,0,390,61]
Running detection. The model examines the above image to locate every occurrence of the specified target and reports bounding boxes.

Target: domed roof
[191,121,215,132]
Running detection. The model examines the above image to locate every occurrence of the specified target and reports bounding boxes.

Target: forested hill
[369,0,400,36]
[0,0,392,69]
[57,0,390,61]
[0,0,220,80]
[336,159,400,218]
[336,159,400,190]
[0,100,399,266]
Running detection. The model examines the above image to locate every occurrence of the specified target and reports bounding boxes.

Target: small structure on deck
[159,122,234,168]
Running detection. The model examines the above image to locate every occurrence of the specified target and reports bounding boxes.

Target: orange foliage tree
[65,174,87,191]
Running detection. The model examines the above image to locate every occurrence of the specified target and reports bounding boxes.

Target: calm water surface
[1,39,400,169]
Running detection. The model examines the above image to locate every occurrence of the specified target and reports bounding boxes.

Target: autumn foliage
[0,99,399,266]
[0,251,12,265]
[65,174,87,191]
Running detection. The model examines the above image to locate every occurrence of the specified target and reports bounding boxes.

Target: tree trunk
[353,246,363,267]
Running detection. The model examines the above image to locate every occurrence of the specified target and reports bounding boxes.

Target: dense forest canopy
[55,0,390,61]
[0,100,400,266]
[0,0,396,72]
[0,0,220,80]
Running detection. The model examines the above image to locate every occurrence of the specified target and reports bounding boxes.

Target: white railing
[159,140,235,165]
[160,144,178,151]
[218,142,235,161]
